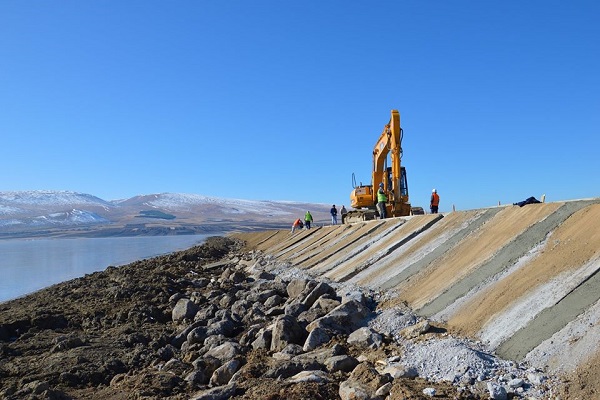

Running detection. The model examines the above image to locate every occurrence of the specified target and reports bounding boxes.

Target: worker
[340,205,347,223]
[291,218,303,233]
[304,211,313,229]
[430,189,440,214]
[330,205,338,225]
[377,183,387,219]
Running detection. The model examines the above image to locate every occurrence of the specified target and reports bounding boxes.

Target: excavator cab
[385,166,408,198]
[350,174,375,211]
[384,166,414,217]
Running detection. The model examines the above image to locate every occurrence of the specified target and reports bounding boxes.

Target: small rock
[347,327,383,349]
[527,372,547,385]
[487,382,508,400]
[287,370,329,383]
[339,379,370,400]
[303,327,331,351]
[383,364,419,378]
[375,382,392,396]
[189,382,237,400]
[324,355,359,373]
[270,315,306,352]
[209,359,241,386]
[399,320,430,339]
[204,341,241,362]
[508,378,524,388]
[172,298,199,322]
[185,369,207,385]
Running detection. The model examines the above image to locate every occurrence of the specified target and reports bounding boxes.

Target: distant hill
[0,191,332,239]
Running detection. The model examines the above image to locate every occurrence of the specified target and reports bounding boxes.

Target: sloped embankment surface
[232,199,600,399]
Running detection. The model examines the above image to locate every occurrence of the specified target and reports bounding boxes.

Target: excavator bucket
[411,207,425,215]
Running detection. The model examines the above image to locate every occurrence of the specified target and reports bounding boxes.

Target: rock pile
[164,248,473,400]
[0,236,563,399]
[161,246,561,399]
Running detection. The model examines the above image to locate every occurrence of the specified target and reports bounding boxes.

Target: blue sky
[1,1,598,212]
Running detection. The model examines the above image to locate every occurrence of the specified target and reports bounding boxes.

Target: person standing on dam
[430,189,440,214]
[377,183,388,219]
[304,211,313,229]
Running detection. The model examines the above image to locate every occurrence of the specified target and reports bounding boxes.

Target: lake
[0,234,217,303]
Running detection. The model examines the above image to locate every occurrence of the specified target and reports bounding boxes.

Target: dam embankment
[231,199,600,389]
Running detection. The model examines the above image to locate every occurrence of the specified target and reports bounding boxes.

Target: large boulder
[306,300,372,334]
[271,315,307,352]
[172,298,199,322]
[204,342,242,363]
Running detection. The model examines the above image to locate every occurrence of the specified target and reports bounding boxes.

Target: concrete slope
[230,198,600,383]
[306,220,401,276]
[323,214,442,282]
[359,208,501,290]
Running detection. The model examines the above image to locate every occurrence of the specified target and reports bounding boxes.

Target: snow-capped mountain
[115,193,326,217]
[0,210,108,228]
[0,191,114,217]
[0,191,332,238]
[0,190,113,208]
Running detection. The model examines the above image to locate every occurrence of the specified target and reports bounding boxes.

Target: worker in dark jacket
[377,183,387,219]
[430,189,440,214]
[330,205,338,225]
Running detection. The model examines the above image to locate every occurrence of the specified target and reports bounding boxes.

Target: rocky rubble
[0,236,563,399]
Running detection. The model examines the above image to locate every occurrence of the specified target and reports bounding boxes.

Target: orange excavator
[344,110,423,224]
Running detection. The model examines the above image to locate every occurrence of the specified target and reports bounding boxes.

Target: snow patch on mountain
[0,190,113,207]
[0,205,25,215]
[0,209,107,228]
[138,193,314,216]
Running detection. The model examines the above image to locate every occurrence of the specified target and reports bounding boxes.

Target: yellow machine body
[346,110,421,223]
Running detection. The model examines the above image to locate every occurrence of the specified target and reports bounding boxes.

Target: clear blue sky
[1,1,598,212]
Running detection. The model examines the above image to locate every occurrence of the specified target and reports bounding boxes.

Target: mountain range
[0,191,334,239]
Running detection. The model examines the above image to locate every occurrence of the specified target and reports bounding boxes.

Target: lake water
[0,234,216,303]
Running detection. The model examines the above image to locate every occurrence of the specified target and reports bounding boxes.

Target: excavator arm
[372,110,411,217]
[372,110,403,197]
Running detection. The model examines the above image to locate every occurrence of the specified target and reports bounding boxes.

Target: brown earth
[0,236,476,399]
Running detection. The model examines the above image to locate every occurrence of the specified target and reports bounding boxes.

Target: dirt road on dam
[232,198,600,399]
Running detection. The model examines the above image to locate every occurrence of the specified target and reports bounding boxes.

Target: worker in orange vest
[430,189,440,214]
[291,218,304,233]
